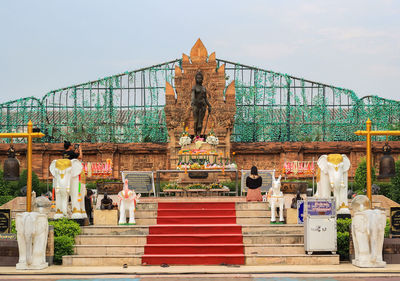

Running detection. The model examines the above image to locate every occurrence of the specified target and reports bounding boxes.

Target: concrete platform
[1,264,400,276]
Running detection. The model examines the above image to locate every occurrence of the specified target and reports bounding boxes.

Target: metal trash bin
[304,197,337,255]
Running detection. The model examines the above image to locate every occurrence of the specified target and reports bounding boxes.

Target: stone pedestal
[384,238,400,264]
[286,208,298,224]
[93,209,118,226]
[0,236,18,266]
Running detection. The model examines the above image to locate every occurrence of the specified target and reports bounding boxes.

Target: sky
[0,0,399,104]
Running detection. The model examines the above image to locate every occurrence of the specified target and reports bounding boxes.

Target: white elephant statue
[316,154,351,214]
[16,212,48,270]
[351,195,386,268]
[50,159,87,219]
[267,175,284,223]
[118,179,141,225]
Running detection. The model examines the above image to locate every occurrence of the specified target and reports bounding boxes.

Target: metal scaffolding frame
[0,58,399,143]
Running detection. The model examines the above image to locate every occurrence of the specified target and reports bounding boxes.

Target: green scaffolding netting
[0,58,399,143]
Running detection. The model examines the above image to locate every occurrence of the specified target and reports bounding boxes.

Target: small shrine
[164,39,236,184]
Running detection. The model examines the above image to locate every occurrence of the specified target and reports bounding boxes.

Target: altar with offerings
[176,129,237,172]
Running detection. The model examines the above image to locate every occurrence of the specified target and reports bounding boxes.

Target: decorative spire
[190,38,208,63]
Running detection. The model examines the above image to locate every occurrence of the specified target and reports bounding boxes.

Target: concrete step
[74,243,305,256]
[75,233,303,246]
[79,224,303,236]
[80,225,149,235]
[130,210,157,218]
[245,244,305,255]
[63,253,338,266]
[63,255,141,266]
[243,234,303,244]
[238,210,270,216]
[246,254,339,265]
[75,235,147,245]
[136,203,157,210]
[133,209,270,217]
[74,245,145,255]
[241,225,303,235]
[131,216,274,225]
[236,202,269,210]
[134,218,157,225]
[237,217,273,224]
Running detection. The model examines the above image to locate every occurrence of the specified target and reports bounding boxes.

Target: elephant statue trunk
[24,219,33,266]
[327,163,345,190]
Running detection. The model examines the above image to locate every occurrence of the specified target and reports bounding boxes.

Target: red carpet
[142,202,245,265]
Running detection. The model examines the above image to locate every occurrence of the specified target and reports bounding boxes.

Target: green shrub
[85,181,97,190]
[0,195,15,206]
[385,219,390,238]
[38,181,50,196]
[220,181,240,193]
[8,181,19,196]
[16,169,41,195]
[96,178,121,184]
[209,183,224,189]
[49,218,80,264]
[337,231,350,261]
[354,158,376,192]
[390,161,400,203]
[161,182,179,191]
[184,184,207,190]
[376,182,393,197]
[337,218,352,261]
[11,220,16,234]
[0,170,18,196]
[373,163,400,204]
[49,218,80,238]
[53,235,74,264]
[337,218,352,233]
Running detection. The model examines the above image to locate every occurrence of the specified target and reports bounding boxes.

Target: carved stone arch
[164,39,236,169]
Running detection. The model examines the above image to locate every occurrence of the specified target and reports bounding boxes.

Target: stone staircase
[63,200,339,266]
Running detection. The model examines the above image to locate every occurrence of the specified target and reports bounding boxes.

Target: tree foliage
[354,158,376,192]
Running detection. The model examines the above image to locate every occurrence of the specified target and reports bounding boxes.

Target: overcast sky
[0,0,399,104]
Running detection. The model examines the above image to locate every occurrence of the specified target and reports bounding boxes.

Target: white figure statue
[267,175,284,223]
[118,179,141,225]
[49,159,87,219]
[16,212,48,270]
[351,195,386,268]
[316,154,351,214]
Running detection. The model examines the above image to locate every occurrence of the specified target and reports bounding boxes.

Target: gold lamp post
[354,119,400,204]
[0,121,44,212]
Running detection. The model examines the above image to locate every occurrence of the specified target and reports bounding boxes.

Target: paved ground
[1,276,400,281]
[1,264,400,281]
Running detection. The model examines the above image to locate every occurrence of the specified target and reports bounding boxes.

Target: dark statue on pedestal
[191,71,211,136]
[291,190,303,209]
[100,192,113,210]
